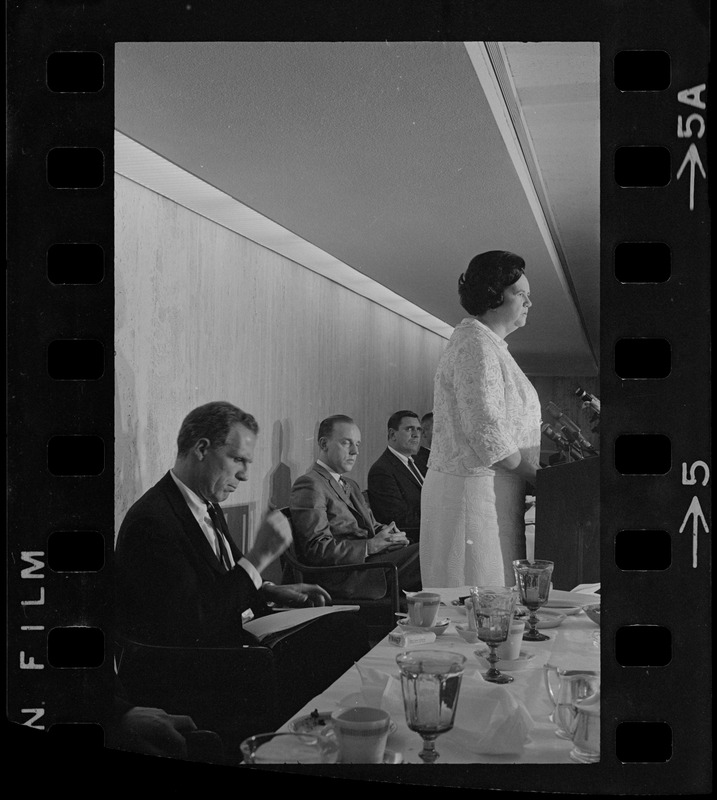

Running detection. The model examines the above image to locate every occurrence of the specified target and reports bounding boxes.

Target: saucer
[396,617,450,636]
[293,707,398,736]
[533,609,568,629]
[474,648,536,671]
[557,606,583,616]
[288,710,334,734]
[515,607,568,628]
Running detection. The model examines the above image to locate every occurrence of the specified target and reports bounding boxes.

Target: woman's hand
[493,451,539,484]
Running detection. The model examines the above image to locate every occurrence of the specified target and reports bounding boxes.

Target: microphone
[541,422,584,461]
[546,402,599,456]
[541,421,570,450]
[575,387,601,415]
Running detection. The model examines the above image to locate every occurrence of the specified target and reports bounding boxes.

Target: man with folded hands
[289,414,422,600]
[115,401,369,740]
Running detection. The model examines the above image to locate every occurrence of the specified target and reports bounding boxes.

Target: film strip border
[602,26,711,789]
[6,1,711,791]
[7,21,116,750]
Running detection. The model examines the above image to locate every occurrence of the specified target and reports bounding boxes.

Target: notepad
[243,604,360,640]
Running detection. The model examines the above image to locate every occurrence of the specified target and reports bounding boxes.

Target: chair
[115,636,281,751]
[279,508,401,642]
[115,611,371,750]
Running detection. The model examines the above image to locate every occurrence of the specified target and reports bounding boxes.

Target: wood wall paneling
[115,177,446,543]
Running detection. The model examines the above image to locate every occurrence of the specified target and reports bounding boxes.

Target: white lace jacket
[429,318,542,477]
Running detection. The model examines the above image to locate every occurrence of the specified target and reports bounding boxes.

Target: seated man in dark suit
[116,401,333,647]
[116,401,369,739]
[290,414,422,600]
[413,411,433,473]
[368,410,426,543]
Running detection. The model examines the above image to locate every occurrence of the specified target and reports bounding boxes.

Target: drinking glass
[240,731,339,764]
[469,586,519,684]
[543,664,600,739]
[512,559,555,641]
[569,691,601,763]
[396,649,467,763]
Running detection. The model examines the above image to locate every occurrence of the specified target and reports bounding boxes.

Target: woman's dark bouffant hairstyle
[458,250,526,316]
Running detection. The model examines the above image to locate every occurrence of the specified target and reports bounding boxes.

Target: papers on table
[544,589,600,609]
[244,604,360,641]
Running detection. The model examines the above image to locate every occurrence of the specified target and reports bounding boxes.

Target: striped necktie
[205,502,232,570]
[407,457,425,486]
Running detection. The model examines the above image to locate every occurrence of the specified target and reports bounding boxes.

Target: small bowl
[583,603,601,625]
[454,624,479,644]
[396,617,450,636]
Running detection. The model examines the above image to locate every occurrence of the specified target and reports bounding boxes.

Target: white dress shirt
[387,446,424,485]
[316,459,346,487]
[169,470,262,590]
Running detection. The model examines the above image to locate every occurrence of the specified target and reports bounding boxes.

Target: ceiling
[115,41,599,375]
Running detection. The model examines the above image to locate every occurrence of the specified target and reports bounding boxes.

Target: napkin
[444,670,534,755]
[355,664,533,756]
[571,583,600,595]
[354,664,406,718]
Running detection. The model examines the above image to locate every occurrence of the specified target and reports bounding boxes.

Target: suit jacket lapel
[158,472,228,574]
[313,463,374,533]
[343,480,375,532]
[386,449,423,490]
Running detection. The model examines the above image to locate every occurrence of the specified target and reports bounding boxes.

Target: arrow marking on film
[679,495,709,568]
[676,143,706,211]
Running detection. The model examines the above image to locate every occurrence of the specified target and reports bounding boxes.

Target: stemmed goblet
[469,586,518,684]
[512,559,555,641]
[396,650,467,763]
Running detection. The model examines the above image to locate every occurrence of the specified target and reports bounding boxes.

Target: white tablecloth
[279,586,600,763]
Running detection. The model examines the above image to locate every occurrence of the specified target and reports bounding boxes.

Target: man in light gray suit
[290,415,422,599]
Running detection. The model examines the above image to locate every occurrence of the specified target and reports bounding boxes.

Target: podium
[534,456,599,590]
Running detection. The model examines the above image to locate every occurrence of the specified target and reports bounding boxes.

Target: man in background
[367,410,426,543]
[290,414,421,599]
[413,411,433,473]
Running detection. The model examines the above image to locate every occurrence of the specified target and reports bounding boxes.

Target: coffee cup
[407,592,441,627]
[330,706,391,763]
[496,618,525,660]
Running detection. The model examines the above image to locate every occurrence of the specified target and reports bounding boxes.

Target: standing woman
[419,251,541,588]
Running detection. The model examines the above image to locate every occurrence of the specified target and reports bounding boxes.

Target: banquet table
[279,586,600,764]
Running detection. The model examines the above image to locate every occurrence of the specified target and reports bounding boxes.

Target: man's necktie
[205,502,232,570]
[407,457,425,486]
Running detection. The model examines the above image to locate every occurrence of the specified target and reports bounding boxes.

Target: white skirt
[419,469,526,588]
